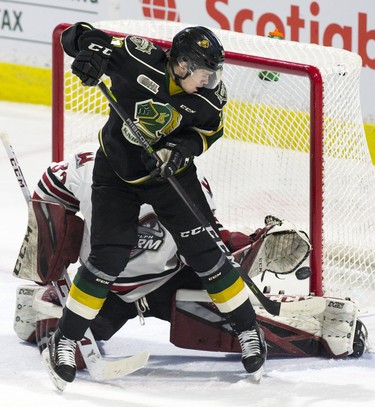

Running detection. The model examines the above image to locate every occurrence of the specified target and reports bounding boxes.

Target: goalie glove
[233,215,311,281]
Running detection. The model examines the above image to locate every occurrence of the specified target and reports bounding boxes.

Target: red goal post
[51,20,375,313]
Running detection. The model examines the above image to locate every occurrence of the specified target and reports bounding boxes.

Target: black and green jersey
[98,33,227,183]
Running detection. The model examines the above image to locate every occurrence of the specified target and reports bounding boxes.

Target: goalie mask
[170,26,225,89]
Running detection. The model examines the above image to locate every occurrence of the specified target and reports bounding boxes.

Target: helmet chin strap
[172,68,190,86]
[169,60,191,86]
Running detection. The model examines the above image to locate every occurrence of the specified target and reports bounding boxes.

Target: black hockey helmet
[170,26,224,89]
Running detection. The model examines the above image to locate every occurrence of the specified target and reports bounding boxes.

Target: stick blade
[0,131,9,142]
[90,351,150,381]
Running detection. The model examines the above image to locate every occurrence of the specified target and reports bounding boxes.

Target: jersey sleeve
[33,160,80,213]
[185,81,227,155]
[192,109,225,154]
[33,148,96,214]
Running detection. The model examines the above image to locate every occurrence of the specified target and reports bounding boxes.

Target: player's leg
[147,165,266,376]
[90,291,139,340]
[47,149,139,382]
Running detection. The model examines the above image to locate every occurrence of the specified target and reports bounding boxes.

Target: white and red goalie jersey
[14,145,367,361]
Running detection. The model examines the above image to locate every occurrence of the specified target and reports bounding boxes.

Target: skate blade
[41,348,68,392]
[248,365,264,383]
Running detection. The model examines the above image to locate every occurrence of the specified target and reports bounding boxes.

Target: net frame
[51,20,375,313]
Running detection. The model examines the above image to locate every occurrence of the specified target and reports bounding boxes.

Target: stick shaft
[0,132,31,202]
[97,82,282,315]
[1,131,149,379]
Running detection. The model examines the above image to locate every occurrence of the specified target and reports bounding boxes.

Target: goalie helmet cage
[52,20,375,314]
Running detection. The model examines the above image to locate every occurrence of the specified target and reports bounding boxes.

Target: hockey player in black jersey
[46,22,266,384]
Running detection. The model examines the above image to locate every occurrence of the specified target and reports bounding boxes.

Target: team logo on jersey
[130,213,165,259]
[122,99,182,145]
[74,152,95,168]
[130,36,157,54]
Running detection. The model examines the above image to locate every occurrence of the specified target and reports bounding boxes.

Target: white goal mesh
[52,20,375,313]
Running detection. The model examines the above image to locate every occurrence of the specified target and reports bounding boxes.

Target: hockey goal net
[52,20,375,313]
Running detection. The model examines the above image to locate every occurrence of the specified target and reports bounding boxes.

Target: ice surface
[0,102,374,406]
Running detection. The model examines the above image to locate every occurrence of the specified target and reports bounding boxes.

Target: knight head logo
[198,39,210,49]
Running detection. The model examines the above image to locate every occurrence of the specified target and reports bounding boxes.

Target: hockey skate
[43,328,77,388]
[349,319,368,358]
[237,322,267,382]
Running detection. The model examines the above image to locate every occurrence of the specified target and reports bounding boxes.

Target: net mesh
[54,20,375,313]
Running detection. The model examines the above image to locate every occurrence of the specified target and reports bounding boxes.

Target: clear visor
[177,57,223,89]
[190,67,222,89]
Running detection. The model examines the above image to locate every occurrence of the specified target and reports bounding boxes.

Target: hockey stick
[0,131,149,388]
[97,82,325,317]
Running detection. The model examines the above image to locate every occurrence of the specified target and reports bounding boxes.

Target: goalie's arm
[33,165,80,213]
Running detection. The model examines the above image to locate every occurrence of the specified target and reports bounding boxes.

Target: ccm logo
[328,301,344,309]
[88,42,112,56]
[180,226,205,238]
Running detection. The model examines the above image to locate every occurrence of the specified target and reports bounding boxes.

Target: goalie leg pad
[321,298,361,357]
[14,285,43,342]
[170,289,324,357]
[170,290,368,358]
[14,199,84,284]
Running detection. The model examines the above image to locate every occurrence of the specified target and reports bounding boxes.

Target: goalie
[13,146,367,371]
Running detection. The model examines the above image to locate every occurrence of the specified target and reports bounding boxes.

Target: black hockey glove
[71,29,113,86]
[142,138,194,180]
[61,22,95,58]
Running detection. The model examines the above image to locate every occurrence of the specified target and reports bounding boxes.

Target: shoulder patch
[215,82,227,105]
[130,36,157,54]
[111,36,124,48]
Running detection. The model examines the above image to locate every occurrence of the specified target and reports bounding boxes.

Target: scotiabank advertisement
[0,0,374,122]
[124,0,375,122]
